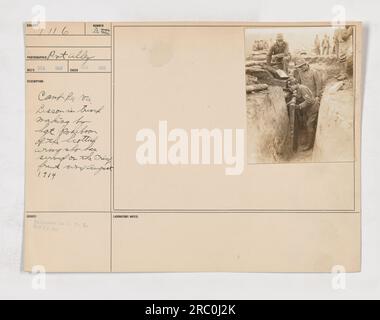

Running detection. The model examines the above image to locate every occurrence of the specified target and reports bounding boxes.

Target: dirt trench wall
[247,86,292,163]
[312,81,355,162]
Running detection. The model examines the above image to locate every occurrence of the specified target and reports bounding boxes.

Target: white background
[0,0,379,300]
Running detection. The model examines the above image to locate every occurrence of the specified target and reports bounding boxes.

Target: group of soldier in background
[314,34,332,56]
[252,39,270,51]
[314,26,354,65]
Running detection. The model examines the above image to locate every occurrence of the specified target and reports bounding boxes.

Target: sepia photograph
[245,26,355,164]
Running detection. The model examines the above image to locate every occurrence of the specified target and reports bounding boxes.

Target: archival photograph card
[24,22,362,273]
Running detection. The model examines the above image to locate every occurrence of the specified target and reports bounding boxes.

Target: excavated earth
[246,54,354,163]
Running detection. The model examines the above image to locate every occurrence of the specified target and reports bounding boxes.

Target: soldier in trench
[287,78,320,152]
[292,58,324,150]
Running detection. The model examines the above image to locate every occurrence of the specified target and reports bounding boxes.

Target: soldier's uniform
[295,85,315,109]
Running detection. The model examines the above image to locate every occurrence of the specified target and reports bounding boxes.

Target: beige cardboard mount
[24,22,362,273]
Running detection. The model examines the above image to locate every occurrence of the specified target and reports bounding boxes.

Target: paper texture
[24,22,362,272]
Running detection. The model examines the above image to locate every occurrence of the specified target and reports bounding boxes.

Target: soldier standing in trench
[267,33,291,73]
[292,58,323,150]
[287,77,320,152]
